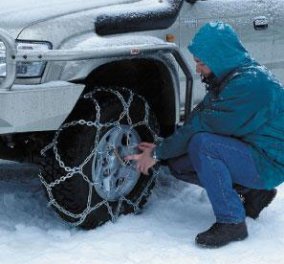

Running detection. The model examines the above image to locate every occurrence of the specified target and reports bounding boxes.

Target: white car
[0,0,283,228]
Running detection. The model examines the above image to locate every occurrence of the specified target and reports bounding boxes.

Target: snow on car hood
[0,0,134,38]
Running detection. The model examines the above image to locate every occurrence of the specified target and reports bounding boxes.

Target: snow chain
[38,87,162,226]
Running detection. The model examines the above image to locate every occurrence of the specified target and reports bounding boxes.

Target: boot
[234,184,277,219]
[243,188,277,219]
[195,222,248,248]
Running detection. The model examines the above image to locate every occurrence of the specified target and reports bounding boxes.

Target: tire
[40,87,159,229]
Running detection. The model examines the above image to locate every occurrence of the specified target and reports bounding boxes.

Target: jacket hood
[188,22,251,78]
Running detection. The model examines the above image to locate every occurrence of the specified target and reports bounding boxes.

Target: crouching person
[125,22,284,248]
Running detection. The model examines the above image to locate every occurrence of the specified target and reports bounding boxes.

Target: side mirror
[185,0,198,4]
[95,0,183,36]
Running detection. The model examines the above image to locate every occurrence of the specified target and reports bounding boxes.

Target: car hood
[0,0,134,38]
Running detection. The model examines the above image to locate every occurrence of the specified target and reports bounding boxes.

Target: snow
[209,22,225,30]
[0,160,284,264]
[0,0,169,26]
[94,0,171,17]
[0,0,128,15]
[72,35,166,49]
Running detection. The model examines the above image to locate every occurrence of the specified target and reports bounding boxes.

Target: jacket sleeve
[155,75,271,160]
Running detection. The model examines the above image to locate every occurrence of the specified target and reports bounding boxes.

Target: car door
[265,0,284,83]
[179,0,275,106]
[217,0,278,79]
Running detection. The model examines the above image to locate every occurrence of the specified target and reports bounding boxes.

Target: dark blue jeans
[167,132,265,223]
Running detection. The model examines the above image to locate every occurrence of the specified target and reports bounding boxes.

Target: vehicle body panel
[0,0,132,38]
[179,0,284,104]
[0,82,84,133]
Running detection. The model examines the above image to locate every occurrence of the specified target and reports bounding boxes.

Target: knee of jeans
[188,132,211,157]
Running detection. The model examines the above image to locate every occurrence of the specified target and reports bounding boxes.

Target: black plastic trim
[95,0,184,36]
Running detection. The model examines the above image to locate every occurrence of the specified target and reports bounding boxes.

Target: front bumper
[0,81,84,134]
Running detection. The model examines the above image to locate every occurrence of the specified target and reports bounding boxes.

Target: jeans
[167,132,265,223]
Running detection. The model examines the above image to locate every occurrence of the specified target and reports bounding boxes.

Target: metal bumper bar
[0,28,193,118]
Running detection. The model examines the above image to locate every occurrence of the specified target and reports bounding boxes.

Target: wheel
[39,87,159,229]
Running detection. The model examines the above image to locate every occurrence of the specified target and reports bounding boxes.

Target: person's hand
[125,142,157,175]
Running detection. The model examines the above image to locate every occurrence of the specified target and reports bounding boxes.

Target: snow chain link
[38,87,162,226]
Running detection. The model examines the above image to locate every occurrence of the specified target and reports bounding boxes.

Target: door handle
[253,16,269,30]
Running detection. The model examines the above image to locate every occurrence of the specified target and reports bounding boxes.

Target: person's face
[194,57,212,78]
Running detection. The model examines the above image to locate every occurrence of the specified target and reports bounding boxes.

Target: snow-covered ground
[0,160,283,264]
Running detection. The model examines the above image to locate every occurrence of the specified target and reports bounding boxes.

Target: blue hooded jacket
[155,22,284,189]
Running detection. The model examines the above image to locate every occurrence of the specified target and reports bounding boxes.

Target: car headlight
[0,41,52,78]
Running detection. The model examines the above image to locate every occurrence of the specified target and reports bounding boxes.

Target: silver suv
[0,0,283,228]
